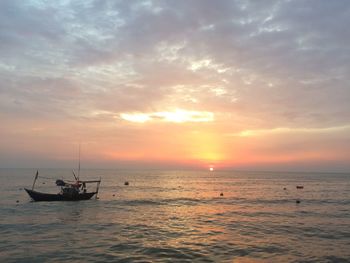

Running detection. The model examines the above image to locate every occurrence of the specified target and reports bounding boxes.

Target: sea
[0,169,349,263]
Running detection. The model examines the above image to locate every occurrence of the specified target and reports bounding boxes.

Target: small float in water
[296,185,304,189]
[25,170,101,202]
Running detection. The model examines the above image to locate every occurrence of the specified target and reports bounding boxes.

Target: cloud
[120,109,214,123]
[230,124,350,137]
[1,0,349,124]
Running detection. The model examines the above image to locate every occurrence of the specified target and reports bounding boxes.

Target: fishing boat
[25,145,102,202]
[25,170,101,202]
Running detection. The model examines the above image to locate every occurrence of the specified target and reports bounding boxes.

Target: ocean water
[0,169,349,263]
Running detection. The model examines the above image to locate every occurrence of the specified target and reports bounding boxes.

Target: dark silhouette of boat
[25,188,96,201]
[25,170,101,202]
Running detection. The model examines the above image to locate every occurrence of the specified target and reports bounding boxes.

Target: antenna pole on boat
[78,143,81,181]
[32,170,39,190]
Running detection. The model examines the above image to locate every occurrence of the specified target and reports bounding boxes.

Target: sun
[209,167,214,172]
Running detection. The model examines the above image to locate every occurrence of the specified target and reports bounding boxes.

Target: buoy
[283,187,287,190]
[112,194,115,197]
[296,186,304,189]
[220,192,224,197]
[296,200,301,204]
[16,200,19,203]
[42,182,46,185]
[124,181,129,186]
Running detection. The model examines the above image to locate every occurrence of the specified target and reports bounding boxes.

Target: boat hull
[25,188,96,202]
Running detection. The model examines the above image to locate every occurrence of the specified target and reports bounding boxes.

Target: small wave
[322,255,350,263]
[109,197,206,207]
[140,246,210,262]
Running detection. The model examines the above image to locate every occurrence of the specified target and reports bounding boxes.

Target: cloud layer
[1,0,350,170]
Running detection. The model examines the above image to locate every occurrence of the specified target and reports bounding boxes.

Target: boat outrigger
[25,170,101,202]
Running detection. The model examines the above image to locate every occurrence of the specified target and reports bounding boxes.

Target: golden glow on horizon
[10,109,347,170]
[209,167,214,171]
[120,109,214,123]
[186,131,225,163]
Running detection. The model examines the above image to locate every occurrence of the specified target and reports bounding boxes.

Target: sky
[0,0,350,171]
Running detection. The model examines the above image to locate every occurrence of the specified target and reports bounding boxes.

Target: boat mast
[32,170,39,190]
